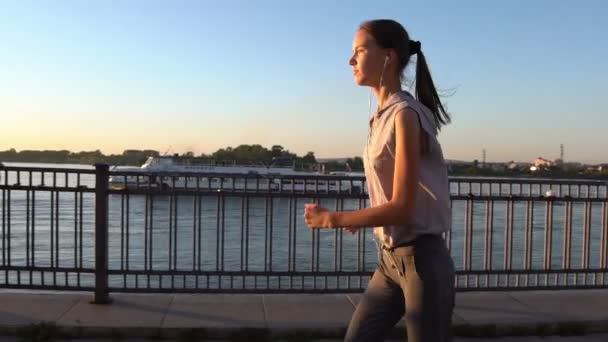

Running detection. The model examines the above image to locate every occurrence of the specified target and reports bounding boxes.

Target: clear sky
[1,0,607,163]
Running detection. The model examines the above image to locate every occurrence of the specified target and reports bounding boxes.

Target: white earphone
[379,54,390,89]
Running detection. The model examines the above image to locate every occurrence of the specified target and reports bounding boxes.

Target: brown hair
[360,19,451,129]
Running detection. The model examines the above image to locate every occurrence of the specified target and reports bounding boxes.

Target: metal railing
[0,164,607,302]
[0,165,97,294]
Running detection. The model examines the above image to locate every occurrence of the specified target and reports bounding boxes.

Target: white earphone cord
[368,55,390,119]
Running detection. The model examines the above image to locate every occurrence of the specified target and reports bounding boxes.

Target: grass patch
[556,321,586,336]
[227,328,270,342]
[16,322,59,342]
[176,329,204,342]
[453,323,497,337]
[535,323,553,336]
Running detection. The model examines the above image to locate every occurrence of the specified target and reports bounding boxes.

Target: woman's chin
[354,77,367,86]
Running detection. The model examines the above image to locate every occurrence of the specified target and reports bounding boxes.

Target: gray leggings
[344,235,455,342]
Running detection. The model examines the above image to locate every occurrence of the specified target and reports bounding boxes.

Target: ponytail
[413,46,450,130]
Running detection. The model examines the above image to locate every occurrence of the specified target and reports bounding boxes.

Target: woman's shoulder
[392,91,438,137]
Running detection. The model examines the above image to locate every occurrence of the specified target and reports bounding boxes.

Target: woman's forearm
[330,201,414,228]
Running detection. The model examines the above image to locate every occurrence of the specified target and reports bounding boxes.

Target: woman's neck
[372,78,402,111]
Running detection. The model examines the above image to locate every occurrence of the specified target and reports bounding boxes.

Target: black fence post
[93,163,111,304]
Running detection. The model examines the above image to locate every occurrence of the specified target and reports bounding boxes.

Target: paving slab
[57,293,173,328]
[162,294,266,328]
[263,294,353,332]
[454,292,549,326]
[0,292,82,326]
[508,289,608,322]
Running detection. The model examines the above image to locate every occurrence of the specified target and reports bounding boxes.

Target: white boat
[109,156,364,193]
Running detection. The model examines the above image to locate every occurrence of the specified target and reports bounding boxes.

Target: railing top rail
[109,170,367,180]
[0,184,95,192]
[448,176,608,186]
[2,164,607,186]
[0,165,96,174]
[110,171,608,185]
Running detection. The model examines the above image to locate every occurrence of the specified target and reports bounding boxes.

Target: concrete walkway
[0,289,606,340]
[1,336,608,341]
[3,336,608,342]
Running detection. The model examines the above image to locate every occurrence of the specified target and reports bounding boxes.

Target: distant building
[534,157,553,168]
[563,162,583,172]
[445,159,470,166]
[316,158,349,163]
[490,163,506,172]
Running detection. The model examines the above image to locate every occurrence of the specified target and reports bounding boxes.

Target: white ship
[109,156,364,193]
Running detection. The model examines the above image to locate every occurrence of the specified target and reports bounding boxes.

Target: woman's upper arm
[391,108,422,217]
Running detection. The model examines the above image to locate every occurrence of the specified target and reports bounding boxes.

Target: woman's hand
[304,203,359,232]
[304,203,334,228]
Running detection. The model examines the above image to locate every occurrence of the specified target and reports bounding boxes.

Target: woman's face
[349,29,387,87]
